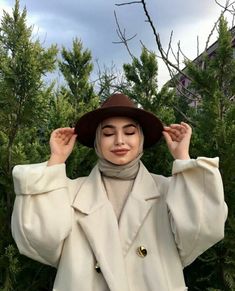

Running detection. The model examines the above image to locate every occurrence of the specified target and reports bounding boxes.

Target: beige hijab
[94,121,144,219]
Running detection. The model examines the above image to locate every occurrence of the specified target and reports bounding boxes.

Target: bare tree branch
[112,10,136,59]
[112,31,137,44]
[178,42,190,63]
[139,40,164,61]
[138,39,200,103]
[117,1,192,80]
[115,0,230,103]
[169,73,201,102]
[166,31,173,59]
[215,0,235,12]
[205,0,235,51]
[115,1,142,6]
[177,41,180,68]
[94,59,121,96]
[170,47,178,66]
[232,11,235,26]
[205,14,222,51]
[139,0,194,82]
[197,36,199,57]
[172,105,196,125]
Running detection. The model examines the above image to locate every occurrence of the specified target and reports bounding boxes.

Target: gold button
[136,246,147,257]
[95,262,101,273]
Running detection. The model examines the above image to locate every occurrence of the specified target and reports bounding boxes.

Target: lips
[111,149,130,155]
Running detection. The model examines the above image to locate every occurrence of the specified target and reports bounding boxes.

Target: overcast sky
[0,0,233,88]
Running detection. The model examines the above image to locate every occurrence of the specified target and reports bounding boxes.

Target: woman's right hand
[47,128,77,166]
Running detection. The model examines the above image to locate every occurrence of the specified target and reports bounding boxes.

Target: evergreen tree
[47,87,99,180]
[58,39,99,179]
[178,16,235,290]
[0,1,57,289]
[59,38,95,106]
[122,47,176,175]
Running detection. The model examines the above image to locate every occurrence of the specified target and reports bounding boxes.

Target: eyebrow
[101,123,137,130]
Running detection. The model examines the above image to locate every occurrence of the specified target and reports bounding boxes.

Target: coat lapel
[118,162,161,256]
[72,166,130,291]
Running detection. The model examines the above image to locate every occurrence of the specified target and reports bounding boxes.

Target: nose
[115,132,125,145]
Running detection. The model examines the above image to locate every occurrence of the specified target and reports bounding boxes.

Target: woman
[11,93,227,291]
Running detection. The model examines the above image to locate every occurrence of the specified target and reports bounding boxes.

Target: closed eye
[103,133,114,137]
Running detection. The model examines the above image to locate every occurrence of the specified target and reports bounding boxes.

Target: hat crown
[101,93,136,108]
[75,92,163,148]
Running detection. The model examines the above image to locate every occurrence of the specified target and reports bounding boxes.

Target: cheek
[100,138,112,154]
[129,136,141,151]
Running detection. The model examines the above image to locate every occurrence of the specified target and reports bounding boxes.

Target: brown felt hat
[75,93,164,148]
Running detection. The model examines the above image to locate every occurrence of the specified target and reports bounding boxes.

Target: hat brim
[75,106,164,148]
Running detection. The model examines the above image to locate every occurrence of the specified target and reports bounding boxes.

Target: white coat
[11,157,227,291]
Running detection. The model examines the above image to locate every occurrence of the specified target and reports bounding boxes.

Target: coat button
[136,246,147,257]
[95,262,101,273]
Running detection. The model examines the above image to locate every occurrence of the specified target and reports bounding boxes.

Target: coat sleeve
[166,157,228,267]
[11,162,73,267]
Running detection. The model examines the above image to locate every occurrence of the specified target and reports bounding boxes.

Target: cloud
[1,0,232,87]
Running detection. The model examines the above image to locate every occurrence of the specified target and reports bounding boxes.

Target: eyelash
[103,132,135,137]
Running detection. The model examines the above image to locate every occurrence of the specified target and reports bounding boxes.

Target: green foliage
[0,1,234,291]
[57,40,99,178]
[0,245,21,291]
[0,1,58,290]
[123,47,159,101]
[0,1,57,132]
[48,92,99,179]
[177,16,235,290]
[123,47,175,175]
[59,38,95,104]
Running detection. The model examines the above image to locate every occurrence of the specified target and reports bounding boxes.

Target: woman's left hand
[163,122,192,160]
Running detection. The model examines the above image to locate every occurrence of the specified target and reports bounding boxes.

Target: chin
[116,161,129,166]
[109,158,131,166]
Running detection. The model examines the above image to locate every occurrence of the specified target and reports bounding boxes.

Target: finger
[165,128,182,138]
[50,131,63,143]
[162,131,175,146]
[167,128,187,142]
[63,131,77,144]
[170,122,190,129]
[170,133,182,142]
[165,124,184,134]
[59,128,75,137]
[180,122,192,133]
[180,122,190,127]
[170,125,190,137]
[179,125,187,134]
[67,134,78,147]
[167,124,182,130]
[167,123,190,135]
[52,127,75,136]
[52,128,75,142]
[63,134,72,144]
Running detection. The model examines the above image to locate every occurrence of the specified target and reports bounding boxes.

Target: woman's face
[100,116,141,165]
